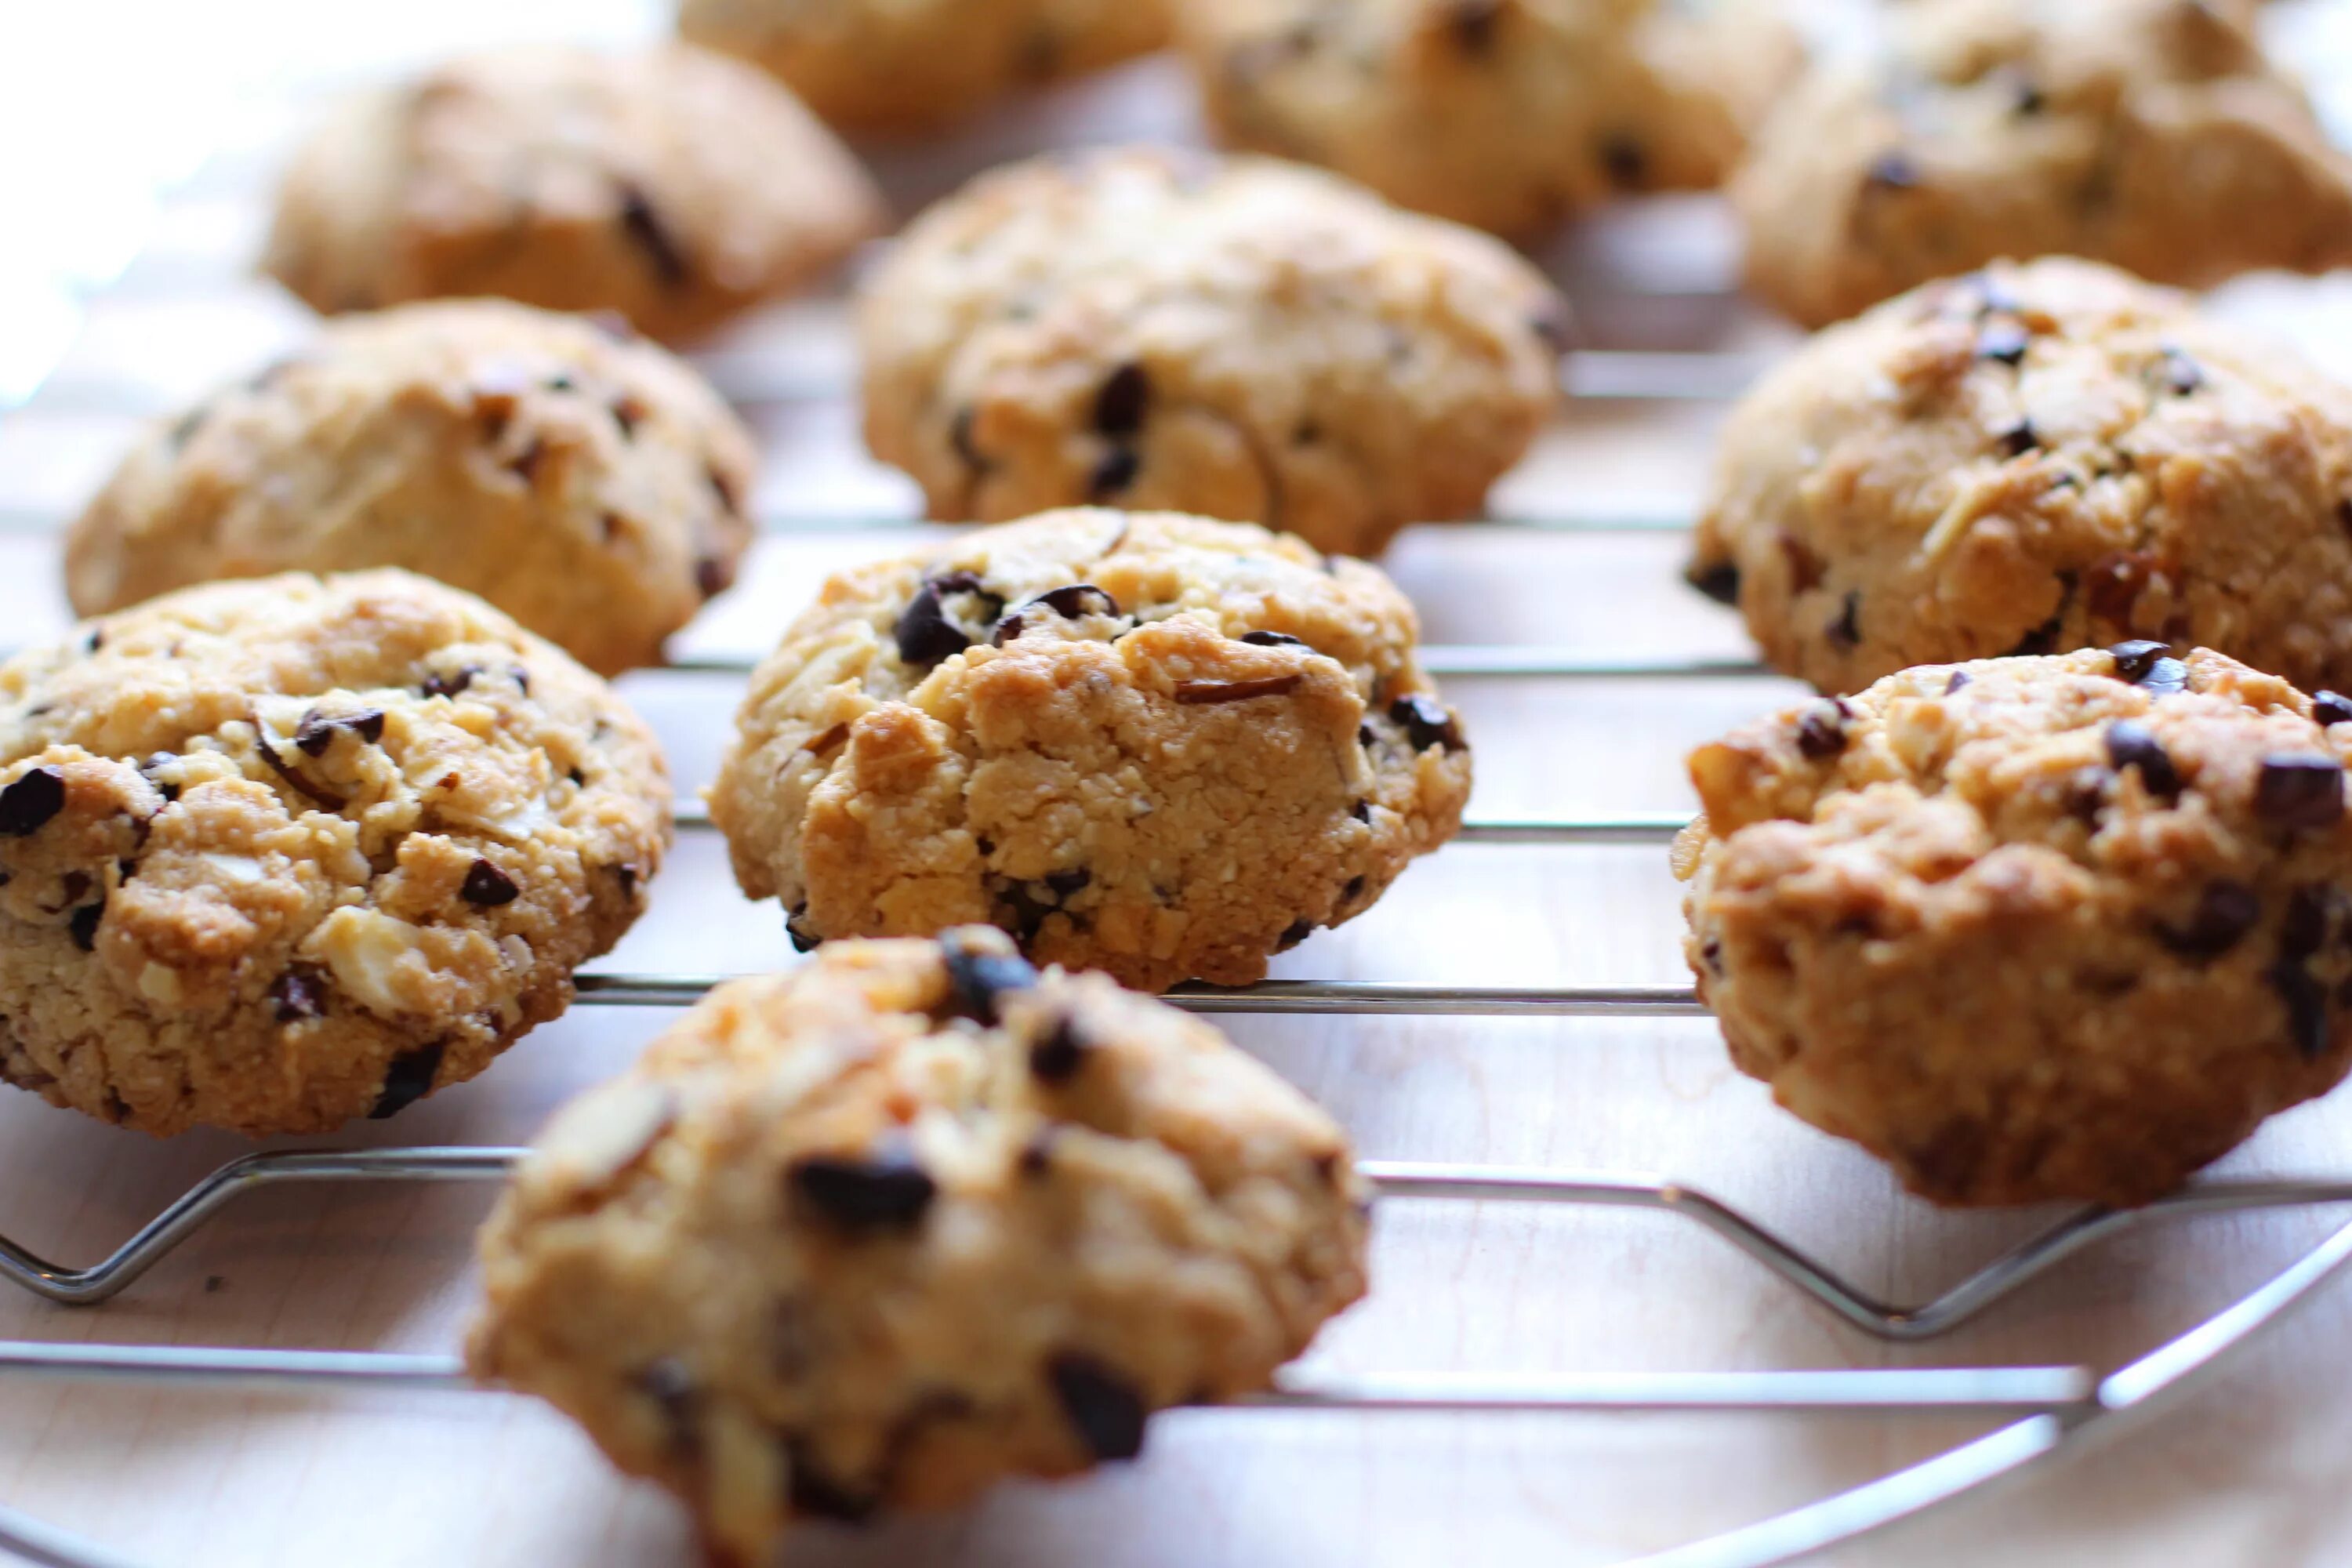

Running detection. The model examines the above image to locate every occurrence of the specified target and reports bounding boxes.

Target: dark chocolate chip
[2010,75,2046,114]
[1976,321,2030,365]
[1045,867,1091,898]
[85,628,103,654]
[1276,919,1315,951]
[789,1147,937,1232]
[1029,1018,1090,1083]
[2107,640,2170,682]
[68,902,103,952]
[1350,799,1372,823]
[368,1040,446,1120]
[895,571,1000,670]
[1093,364,1150,437]
[786,906,823,953]
[2271,960,2331,1059]
[421,666,480,700]
[1795,699,1852,760]
[2315,691,2352,728]
[1700,938,1725,976]
[2255,755,2346,829]
[1686,560,1740,607]
[2084,550,2157,628]
[2281,885,2334,960]
[1826,590,1862,649]
[1018,1129,1059,1176]
[939,930,1038,1024]
[2155,880,2260,957]
[1175,674,1306,705]
[616,184,689,288]
[2105,720,2181,799]
[695,555,733,598]
[1944,670,1973,695]
[1996,420,2038,457]
[1447,0,1501,50]
[1089,446,1142,499]
[1341,873,1367,906]
[1358,722,1377,750]
[270,966,328,1023]
[294,707,386,757]
[1599,134,1646,190]
[1240,630,1308,648]
[1388,694,1464,752]
[1777,532,1825,593]
[609,394,647,438]
[1865,151,1920,190]
[256,732,346,811]
[1047,1352,1148,1461]
[0,768,66,837]
[785,1439,880,1523]
[461,858,521,907]
[993,583,1120,644]
[2158,347,2204,396]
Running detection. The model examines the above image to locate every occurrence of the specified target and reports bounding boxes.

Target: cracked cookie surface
[858,147,1564,558]
[1735,0,2352,327]
[66,301,757,677]
[1181,0,1801,235]
[708,509,1471,991]
[468,927,1369,1560]
[1676,644,2352,1206]
[678,0,1171,135]
[1689,258,2352,696]
[263,44,884,342]
[0,570,671,1137]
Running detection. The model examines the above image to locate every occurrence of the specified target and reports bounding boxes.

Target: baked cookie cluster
[1736,0,2352,325]
[1679,645,2352,1207]
[1689,258,2352,697]
[470,927,1368,1561]
[67,300,758,677]
[860,147,1566,557]
[709,509,1472,991]
[264,45,884,341]
[0,571,670,1138]
[1181,0,1802,235]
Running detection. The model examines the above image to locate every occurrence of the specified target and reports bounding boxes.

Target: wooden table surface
[9,4,2352,1566]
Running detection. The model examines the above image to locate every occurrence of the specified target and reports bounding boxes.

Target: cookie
[0,571,671,1138]
[468,927,1369,1559]
[1735,0,2352,327]
[858,147,1566,559]
[263,44,884,342]
[65,301,758,678]
[677,0,1171,136]
[707,509,1472,992]
[1687,258,2352,697]
[1180,0,1802,235]
[1676,644,2352,1207]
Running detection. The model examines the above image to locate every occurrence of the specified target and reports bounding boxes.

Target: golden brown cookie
[1677,644,2352,1207]
[1181,0,1802,235]
[66,301,757,677]
[0,571,671,1138]
[1735,0,2352,326]
[858,147,1565,558]
[677,0,1171,136]
[708,509,1472,991]
[1688,258,2352,696]
[263,45,884,342]
[469,927,1368,1560]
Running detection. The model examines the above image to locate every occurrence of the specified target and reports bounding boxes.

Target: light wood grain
[9,5,2352,1566]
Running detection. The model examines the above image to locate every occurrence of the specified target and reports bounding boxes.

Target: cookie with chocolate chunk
[707,509,1472,990]
[859,147,1565,558]
[468,927,1369,1561]
[67,300,756,677]
[263,44,883,341]
[1735,0,2352,327]
[0,570,670,1137]
[1689,258,2352,696]
[1676,644,2352,1206]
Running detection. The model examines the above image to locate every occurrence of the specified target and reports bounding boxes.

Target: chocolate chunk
[785,1439,879,1523]
[2255,755,2346,829]
[2281,885,2334,960]
[1599,134,1646,189]
[1358,722,1377,750]
[994,583,1120,644]
[786,906,823,953]
[895,571,999,670]
[1093,364,1150,437]
[2156,881,2260,957]
[1029,1018,1090,1083]
[368,1040,446,1120]
[1175,673,1306,705]
[1046,867,1091,898]
[0,768,66,837]
[1795,699,1851,760]
[421,666,479,700]
[2105,720,2181,799]
[1389,694,1464,752]
[2314,691,2352,728]
[1996,420,2038,457]
[85,629,103,654]
[270,967,328,1023]
[1865,151,1920,190]
[1350,799,1372,823]
[1686,560,1740,606]
[2107,641,2169,682]
[1447,0,1501,50]
[1276,919,1315,951]
[1047,1352,1148,1461]
[2158,346,2205,396]
[294,707,386,757]
[1825,590,1862,649]
[1944,670,1973,695]
[1089,446,1141,499]
[256,732,346,811]
[1240,630,1308,648]
[461,858,521,907]
[2270,960,2331,1059]
[68,902,103,952]
[789,1147,937,1232]
[939,930,1038,1024]
[616,185,688,288]
[1976,321,2030,365]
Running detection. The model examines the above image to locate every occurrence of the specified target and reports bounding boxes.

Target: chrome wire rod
[661,798,1690,845]
[572,974,1711,1018]
[654,648,1774,681]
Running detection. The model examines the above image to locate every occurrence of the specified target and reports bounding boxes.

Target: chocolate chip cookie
[677,0,1171,136]
[469,927,1368,1559]
[66,301,757,677]
[0,571,670,1138]
[1677,644,2352,1207]
[263,44,884,342]
[858,147,1565,558]
[1735,0,2352,327]
[707,509,1472,991]
[1180,0,1802,235]
[1689,258,2352,696]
